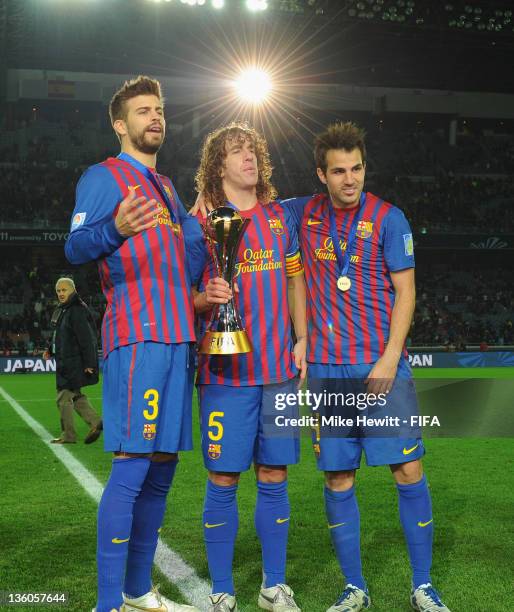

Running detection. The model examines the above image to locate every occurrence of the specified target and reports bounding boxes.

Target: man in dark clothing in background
[44,277,102,444]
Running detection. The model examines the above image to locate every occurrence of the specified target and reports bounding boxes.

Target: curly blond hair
[195,122,277,209]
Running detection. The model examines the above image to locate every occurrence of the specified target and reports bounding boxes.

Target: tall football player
[65,76,199,612]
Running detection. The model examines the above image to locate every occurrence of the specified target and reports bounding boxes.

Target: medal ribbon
[327,192,366,279]
[118,152,178,223]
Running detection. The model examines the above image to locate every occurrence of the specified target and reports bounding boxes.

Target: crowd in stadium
[0,261,103,355]
[412,265,514,348]
[1,122,513,233]
[1,256,512,355]
[1,118,513,352]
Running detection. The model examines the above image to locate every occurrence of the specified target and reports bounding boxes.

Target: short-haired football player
[190,123,307,612]
[65,75,199,612]
[280,122,450,612]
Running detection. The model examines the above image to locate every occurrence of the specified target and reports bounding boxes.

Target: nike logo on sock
[111,537,130,544]
[417,519,433,527]
[276,517,290,524]
[204,522,227,528]
[328,522,346,529]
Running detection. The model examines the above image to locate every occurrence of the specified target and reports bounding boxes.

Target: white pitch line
[0,396,102,403]
[0,386,210,611]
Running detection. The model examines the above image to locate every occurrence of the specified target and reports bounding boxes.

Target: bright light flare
[234,69,272,104]
[246,0,268,11]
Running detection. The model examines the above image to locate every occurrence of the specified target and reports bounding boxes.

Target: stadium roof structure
[0,0,512,94]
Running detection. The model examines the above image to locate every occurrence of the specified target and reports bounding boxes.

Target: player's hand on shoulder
[115,187,161,237]
[189,192,213,217]
[205,277,232,304]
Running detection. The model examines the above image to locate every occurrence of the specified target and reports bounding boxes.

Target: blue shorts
[198,378,300,472]
[103,341,195,454]
[308,358,424,471]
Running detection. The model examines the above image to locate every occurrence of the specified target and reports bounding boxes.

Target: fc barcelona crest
[268,217,284,236]
[208,443,222,460]
[356,220,373,239]
[143,423,157,440]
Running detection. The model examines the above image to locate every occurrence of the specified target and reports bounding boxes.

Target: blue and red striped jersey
[193,201,303,386]
[280,192,414,365]
[65,153,196,356]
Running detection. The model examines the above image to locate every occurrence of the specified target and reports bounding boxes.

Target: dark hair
[314,121,367,173]
[195,122,277,208]
[109,75,163,127]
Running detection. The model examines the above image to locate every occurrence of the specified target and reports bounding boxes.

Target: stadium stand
[1,107,513,352]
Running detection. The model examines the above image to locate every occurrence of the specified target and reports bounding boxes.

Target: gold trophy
[199,206,252,355]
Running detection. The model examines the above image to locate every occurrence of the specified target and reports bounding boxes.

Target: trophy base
[199,330,252,355]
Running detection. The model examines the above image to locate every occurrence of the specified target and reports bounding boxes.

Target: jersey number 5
[143,389,159,420]
[208,411,224,441]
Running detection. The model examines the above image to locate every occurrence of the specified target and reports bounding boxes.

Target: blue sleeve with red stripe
[278,196,312,232]
[382,206,415,272]
[182,215,209,286]
[65,164,125,265]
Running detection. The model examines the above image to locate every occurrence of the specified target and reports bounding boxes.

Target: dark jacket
[50,292,99,391]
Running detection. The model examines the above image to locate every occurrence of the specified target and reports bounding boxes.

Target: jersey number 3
[143,389,159,420]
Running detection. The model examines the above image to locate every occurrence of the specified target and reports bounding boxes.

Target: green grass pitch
[1,370,513,611]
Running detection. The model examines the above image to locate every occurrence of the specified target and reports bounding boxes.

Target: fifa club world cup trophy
[199,206,252,355]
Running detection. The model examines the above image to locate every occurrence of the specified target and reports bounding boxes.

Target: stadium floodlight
[246,0,268,11]
[212,0,224,7]
[234,68,272,103]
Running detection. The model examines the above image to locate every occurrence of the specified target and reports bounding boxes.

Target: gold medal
[337,275,351,292]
